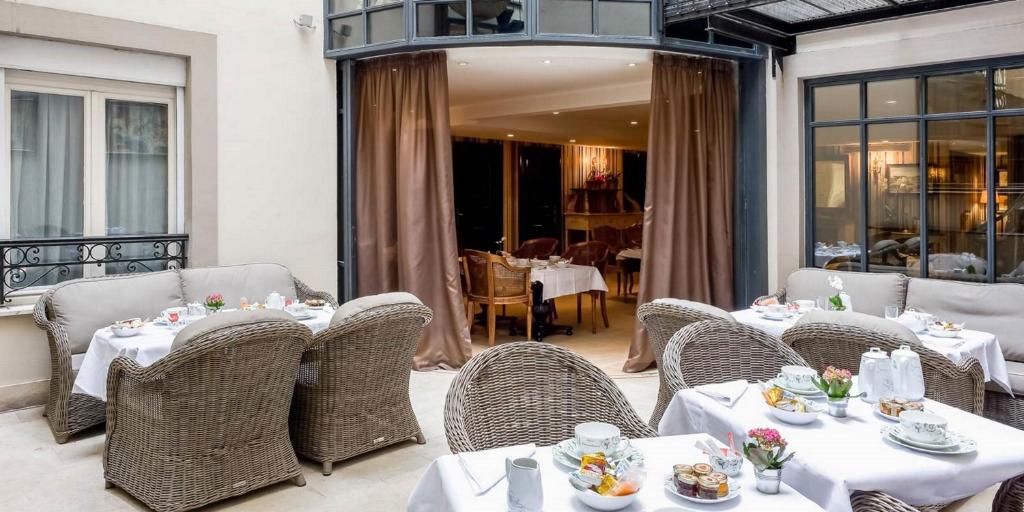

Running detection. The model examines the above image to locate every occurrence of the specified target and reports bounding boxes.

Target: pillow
[651,298,734,321]
[785,268,908,317]
[170,309,294,352]
[795,310,920,346]
[179,263,297,309]
[330,292,423,326]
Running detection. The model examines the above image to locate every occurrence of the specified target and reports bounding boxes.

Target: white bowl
[111,325,141,337]
[571,486,638,511]
[769,405,819,425]
[927,325,961,338]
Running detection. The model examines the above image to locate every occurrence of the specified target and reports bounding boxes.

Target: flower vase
[754,467,782,494]
[206,306,221,315]
[828,397,849,417]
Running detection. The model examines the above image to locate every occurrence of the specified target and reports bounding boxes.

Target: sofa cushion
[179,263,297,309]
[49,271,184,355]
[331,292,422,327]
[905,278,1024,363]
[785,268,908,317]
[170,309,295,352]
[652,298,734,321]
[796,310,921,346]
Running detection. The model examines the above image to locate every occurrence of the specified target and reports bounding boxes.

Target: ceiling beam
[664,0,786,23]
[707,14,796,52]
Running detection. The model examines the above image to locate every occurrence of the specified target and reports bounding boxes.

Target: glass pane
[368,7,405,44]
[598,1,651,37]
[329,15,365,49]
[367,0,402,6]
[867,123,920,276]
[995,67,1024,110]
[470,0,525,34]
[106,100,168,236]
[926,118,988,281]
[867,78,919,118]
[329,0,362,13]
[813,84,859,122]
[9,90,85,285]
[539,0,592,34]
[927,71,987,114]
[995,116,1024,283]
[813,125,862,270]
[416,2,468,37]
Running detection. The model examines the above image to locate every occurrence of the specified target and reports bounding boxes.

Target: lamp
[294,14,316,29]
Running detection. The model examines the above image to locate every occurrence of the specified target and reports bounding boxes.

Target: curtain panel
[624,53,737,372]
[355,51,472,370]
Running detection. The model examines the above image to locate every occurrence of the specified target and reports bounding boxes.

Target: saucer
[552,439,643,470]
[880,425,977,455]
[759,312,792,321]
[663,476,741,504]
[288,310,315,320]
[766,379,824,397]
[890,427,958,449]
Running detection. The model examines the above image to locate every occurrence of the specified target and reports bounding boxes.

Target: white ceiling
[446,46,653,149]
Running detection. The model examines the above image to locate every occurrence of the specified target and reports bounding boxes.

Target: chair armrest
[850,491,921,512]
[104,356,148,438]
[294,277,339,307]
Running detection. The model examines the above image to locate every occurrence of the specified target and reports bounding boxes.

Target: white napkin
[457,443,536,496]
[695,379,749,407]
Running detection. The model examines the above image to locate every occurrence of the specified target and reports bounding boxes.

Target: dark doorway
[518,145,563,246]
[452,139,504,252]
[623,150,647,211]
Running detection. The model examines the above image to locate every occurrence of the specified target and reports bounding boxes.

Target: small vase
[754,467,782,494]
[828,397,849,417]
[206,306,221,314]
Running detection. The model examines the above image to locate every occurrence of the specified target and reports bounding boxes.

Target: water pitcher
[858,347,892,403]
[891,344,925,401]
[506,457,543,512]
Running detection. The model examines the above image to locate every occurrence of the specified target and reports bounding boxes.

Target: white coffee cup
[161,306,188,319]
[574,422,628,456]
[765,304,788,318]
[776,365,818,390]
[794,299,815,311]
[286,302,309,316]
[899,411,948,444]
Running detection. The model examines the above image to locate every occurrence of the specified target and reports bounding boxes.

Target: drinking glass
[816,296,830,311]
[240,296,249,310]
[885,305,900,321]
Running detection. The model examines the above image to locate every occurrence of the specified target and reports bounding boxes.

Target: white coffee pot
[265,292,285,310]
[891,344,925,401]
[506,457,543,512]
[859,347,893,403]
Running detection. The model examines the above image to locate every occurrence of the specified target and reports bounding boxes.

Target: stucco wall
[768,0,1024,290]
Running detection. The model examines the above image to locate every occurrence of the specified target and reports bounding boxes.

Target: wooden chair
[444,342,656,453]
[623,222,644,295]
[463,250,532,346]
[591,225,627,296]
[562,241,611,334]
[511,238,559,259]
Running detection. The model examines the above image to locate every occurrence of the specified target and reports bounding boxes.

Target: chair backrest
[463,249,529,302]
[625,223,643,247]
[511,238,559,259]
[664,320,808,391]
[179,263,297,308]
[636,299,734,373]
[444,342,656,453]
[562,241,611,274]
[591,226,624,253]
[784,268,908,317]
[782,320,985,413]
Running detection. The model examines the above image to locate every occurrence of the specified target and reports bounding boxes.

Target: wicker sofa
[32,263,337,443]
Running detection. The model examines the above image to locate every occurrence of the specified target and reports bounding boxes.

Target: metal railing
[0,234,188,303]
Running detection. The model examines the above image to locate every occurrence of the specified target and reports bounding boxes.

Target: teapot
[891,344,925,401]
[265,292,285,310]
[859,347,893,403]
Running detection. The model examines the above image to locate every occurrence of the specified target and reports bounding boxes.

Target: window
[538,0,653,37]
[2,71,180,286]
[327,0,407,49]
[806,58,1024,283]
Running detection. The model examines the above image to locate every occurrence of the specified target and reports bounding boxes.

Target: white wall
[768,0,1024,290]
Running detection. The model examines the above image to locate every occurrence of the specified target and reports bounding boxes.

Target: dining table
[407,434,826,511]
[731,308,1013,393]
[526,263,607,341]
[72,307,335,401]
[658,382,1024,512]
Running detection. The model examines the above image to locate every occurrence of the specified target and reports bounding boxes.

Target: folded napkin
[695,379,749,407]
[457,443,536,496]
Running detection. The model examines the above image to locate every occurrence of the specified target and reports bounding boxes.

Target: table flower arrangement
[813,366,854,417]
[205,293,225,313]
[827,275,846,311]
[743,427,794,494]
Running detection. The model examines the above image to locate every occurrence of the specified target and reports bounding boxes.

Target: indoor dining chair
[462,249,532,346]
[562,241,611,334]
[591,225,626,296]
[511,238,560,260]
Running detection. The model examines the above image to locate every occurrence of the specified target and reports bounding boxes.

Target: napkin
[695,379,749,407]
[457,443,536,496]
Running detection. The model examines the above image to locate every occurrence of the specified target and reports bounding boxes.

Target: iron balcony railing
[0,234,188,303]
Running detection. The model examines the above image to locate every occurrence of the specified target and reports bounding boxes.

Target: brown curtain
[356,51,472,370]
[623,53,737,372]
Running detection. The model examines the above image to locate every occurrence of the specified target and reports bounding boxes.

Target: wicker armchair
[294,276,340,307]
[852,475,1024,512]
[636,300,735,428]
[290,296,433,475]
[444,342,656,453]
[511,238,560,259]
[463,249,532,345]
[104,311,311,512]
[562,241,611,333]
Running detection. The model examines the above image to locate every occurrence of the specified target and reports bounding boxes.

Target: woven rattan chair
[104,310,312,512]
[463,250,532,345]
[852,474,1024,512]
[444,342,656,453]
[290,296,433,475]
[511,238,559,259]
[562,241,611,333]
[636,299,735,428]
[782,321,985,414]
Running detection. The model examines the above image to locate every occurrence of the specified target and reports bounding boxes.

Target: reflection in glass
[598,1,651,37]
[867,123,920,275]
[813,84,859,122]
[330,0,363,14]
[330,15,365,49]
[995,116,1024,283]
[368,7,405,43]
[995,67,1024,110]
[867,78,919,118]
[106,100,168,237]
[416,2,468,37]
[926,118,988,281]
[539,0,592,34]
[813,125,862,270]
[467,0,525,34]
[927,71,987,114]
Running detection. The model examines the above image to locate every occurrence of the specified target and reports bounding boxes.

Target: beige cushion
[331,292,423,326]
[796,310,920,346]
[50,271,184,355]
[179,263,297,309]
[652,298,734,321]
[906,278,1024,362]
[785,268,908,317]
[1004,361,1024,395]
[170,309,295,352]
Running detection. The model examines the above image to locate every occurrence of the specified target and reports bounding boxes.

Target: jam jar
[697,476,720,500]
[709,471,729,497]
[674,472,699,497]
[692,463,712,477]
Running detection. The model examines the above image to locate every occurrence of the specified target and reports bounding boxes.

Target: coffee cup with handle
[776,365,818,391]
[574,422,629,457]
[899,411,948,444]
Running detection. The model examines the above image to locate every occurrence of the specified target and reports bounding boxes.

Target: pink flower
[822,366,852,383]
[748,427,787,449]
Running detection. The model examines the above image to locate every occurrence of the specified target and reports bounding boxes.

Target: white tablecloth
[530,264,608,302]
[659,384,1024,512]
[407,435,825,512]
[72,308,334,401]
[731,308,1013,393]
[615,248,642,261]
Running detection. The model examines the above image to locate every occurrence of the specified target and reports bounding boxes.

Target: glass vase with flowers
[205,293,225,314]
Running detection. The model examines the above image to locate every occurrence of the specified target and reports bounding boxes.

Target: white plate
[766,379,824,397]
[758,312,792,321]
[881,425,977,455]
[889,426,959,449]
[290,311,315,320]
[927,327,962,339]
[770,404,820,425]
[663,476,741,504]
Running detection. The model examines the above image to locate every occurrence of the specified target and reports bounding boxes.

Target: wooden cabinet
[563,212,644,246]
